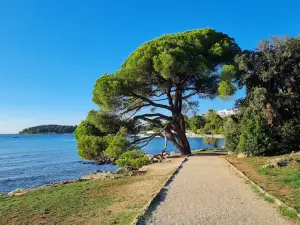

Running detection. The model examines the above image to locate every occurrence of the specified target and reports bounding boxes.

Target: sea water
[0,134,224,193]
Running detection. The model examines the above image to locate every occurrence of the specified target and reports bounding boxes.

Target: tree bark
[173,114,191,155]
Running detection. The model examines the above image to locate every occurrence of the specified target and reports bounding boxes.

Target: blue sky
[0,0,299,133]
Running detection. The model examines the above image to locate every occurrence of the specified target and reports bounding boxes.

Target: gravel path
[143,155,292,225]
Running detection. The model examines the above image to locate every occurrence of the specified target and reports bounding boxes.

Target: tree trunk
[177,135,191,155]
[176,115,191,155]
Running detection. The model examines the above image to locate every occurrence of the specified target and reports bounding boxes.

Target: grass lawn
[0,157,184,225]
[223,154,300,217]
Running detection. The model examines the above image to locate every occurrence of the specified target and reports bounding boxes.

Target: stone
[264,158,289,168]
[277,158,288,167]
[237,153,247,158]
[138,167,148,173]
[8,189,28,197]
[152,157,159,163]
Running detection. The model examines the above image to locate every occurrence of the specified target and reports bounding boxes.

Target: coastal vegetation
[224,36,300,156]
[192,110,224,134]
[75,28,241,163]
[19,125,77,134]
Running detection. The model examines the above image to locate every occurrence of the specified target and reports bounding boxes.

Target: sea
[0,134,224,193]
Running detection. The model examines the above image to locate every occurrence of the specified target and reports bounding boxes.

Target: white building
[216,108,239,118]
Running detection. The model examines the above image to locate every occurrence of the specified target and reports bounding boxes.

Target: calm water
[0,134,224,193]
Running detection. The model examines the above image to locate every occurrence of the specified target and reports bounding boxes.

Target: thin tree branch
[130,92,172,111]
[134,113,172,121]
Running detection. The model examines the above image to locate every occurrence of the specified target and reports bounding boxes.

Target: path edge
[220,156,300,219]
[131,156,188,225]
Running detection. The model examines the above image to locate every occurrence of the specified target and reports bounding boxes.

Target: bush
[204,137,217,148]
[115,149,151,169]
[278,120,300,154]
[237,88,276,156]
[223,117,240,152]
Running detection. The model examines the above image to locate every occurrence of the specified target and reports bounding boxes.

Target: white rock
[152,157,159,162]
[237,153,247,158]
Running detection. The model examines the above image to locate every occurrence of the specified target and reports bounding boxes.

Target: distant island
[19,125,77,134]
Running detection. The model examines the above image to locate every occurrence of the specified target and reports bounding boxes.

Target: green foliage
[218,81,236,99]
[263,196,275,203]
[279,206,299,220]
[77,135,112,161]
[87,110,120,134]
[73,28,242,156]
[251,184,260,193]
[19,125,77,134]
[74,120,104,140]
[115,149,151,169]
[237,88,275,155]
[203,110,224,134]
[197,128,205,134]
[221,65,237,81]
[223,117,240,152]
[105,128,130,160]
[188,115,205,133]
[87,28,240,155]
[203,137,217,148]
[233,37,300,156]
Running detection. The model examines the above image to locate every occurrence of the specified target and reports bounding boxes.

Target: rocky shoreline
[0,169,126,197]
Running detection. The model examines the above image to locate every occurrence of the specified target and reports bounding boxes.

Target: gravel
[143,155,292,225]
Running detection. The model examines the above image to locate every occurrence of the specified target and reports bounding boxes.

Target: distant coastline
[19,125,77,134]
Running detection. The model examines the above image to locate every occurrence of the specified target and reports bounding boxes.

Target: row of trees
[19,125,77,134]
[224,37,300,156]
[187,110,224,134]
[140,110,225,135]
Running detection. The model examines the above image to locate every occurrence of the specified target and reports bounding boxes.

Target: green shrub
[236,88,277,156]
[115,149,151,169]
[204,137,217,148]
[197,128,204,134]
[223,117,240,152]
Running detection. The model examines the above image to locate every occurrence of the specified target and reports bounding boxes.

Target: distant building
[216,108,239,117]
